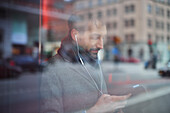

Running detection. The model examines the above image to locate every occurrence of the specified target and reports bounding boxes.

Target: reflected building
[74,0,170,62]
[0,0,74,59]
[0,0,40,58]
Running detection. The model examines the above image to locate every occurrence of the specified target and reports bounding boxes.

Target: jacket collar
[57,36,99,67]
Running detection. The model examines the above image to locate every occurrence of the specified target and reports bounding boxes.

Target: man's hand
[86,94,131,113]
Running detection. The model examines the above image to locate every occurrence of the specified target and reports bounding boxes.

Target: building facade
[74,0,170,62]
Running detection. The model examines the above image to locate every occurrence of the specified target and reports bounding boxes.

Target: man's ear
[71,29,78,41]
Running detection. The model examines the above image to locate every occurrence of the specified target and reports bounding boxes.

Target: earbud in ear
[75,35,78,41]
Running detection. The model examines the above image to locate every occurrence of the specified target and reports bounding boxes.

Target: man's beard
[89,48,100,59]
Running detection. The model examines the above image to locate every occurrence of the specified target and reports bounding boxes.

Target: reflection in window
[156,21,160,29]
[167,23,170,31]
[161,35,164,42]
[113,22,117,29]
[161,8,164,16]
[155,6,160,15]
[80,15,84,21]
[148,34,152,40]
[125,4,135,13]
[124,19,135,27]
[147,19,152,27]
[113,8,117,16]
[125,20,128,27]
[167,36,170,43]
[107,22,111,29]
[88,13,92,19]
[76,2,84,10]
[107,9,111,16]
[156,35,159,42]
[89,0,93,8]
[98,0,102,6]
[131,19,135,26]
[107,0,112,4]
[156,6,164,16]
[147,4,152,14]
[125,34,135,43]
[167,10,170,18]
[98,11,102,18]
[161,22,164,30]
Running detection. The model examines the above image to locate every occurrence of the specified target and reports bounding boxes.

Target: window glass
[1,1,170,113]
[147,4,152,14]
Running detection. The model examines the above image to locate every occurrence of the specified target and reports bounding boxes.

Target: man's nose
[97,38,103,49]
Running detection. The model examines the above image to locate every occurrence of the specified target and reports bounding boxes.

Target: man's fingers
[113,101,127,109]
[111,94,131,101]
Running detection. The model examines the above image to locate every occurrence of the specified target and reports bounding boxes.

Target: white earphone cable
[75,35,103,95]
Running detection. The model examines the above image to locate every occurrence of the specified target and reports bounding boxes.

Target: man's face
[78,20,107,59]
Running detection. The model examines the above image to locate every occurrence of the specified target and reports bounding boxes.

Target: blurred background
[0,0,170,113]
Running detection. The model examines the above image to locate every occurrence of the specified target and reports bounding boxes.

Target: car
[158,61,170,77]
[119,57,140,63]
[11,55,41,72]
[0,59,22,78]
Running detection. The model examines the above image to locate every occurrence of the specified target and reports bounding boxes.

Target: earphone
[75,35,84,65]
[74,34,103,95]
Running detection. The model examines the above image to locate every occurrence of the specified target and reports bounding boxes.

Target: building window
[107,0,112,3]
[88,13,92,19]
[167,10,170,18]
[98,0,102,6]
[167,36,170,43]
[167,23,170,31]
[161,35,164,42]
[131,34,135,42]
[113,22,117,29]
[155,6,160,15]
[113,8,117,16]
[125,4,135,13]
[76,2,84,10]
[168,0,170,5]
[148,34,152,40]
[147,4,152,14]
[125,6,128,13]
[80,15,84,21]
[155,6,164,17]
[131,5,135,12]
[130,19,135,26]
[161,22,164,30]
[125,34,135,43]
[107,22,111,29]
[161,8,164,17]
[147,19,152,27]
[107,9,111,16]
[88,0,93,8]
[113,0,118,2]
[156,21,160,29]
[125,20,128,27]
[156,35,159,42]
[124,19,135,27]
[97,11,102,18]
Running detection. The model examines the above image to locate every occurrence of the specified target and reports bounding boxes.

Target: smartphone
[109,84,148,97]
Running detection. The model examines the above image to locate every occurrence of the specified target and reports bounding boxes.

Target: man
[40,15,130,113]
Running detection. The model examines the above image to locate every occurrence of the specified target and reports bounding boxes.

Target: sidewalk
[101,61,164,81]
[102,61,163,73]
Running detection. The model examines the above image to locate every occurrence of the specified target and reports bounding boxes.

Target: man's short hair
[68,14,106,33]
[68,14,81,32]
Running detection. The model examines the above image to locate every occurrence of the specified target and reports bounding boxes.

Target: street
[0,61,170,113]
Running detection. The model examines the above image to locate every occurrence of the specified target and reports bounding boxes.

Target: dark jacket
[40,36,108,113]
